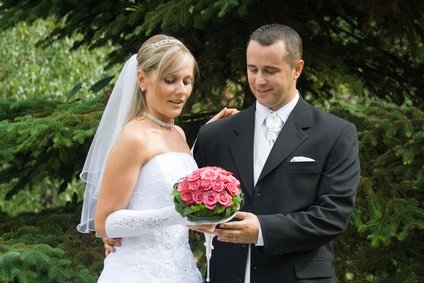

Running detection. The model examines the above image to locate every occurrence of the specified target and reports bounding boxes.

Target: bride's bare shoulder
[174,125,187,141]
[114,120,154,151]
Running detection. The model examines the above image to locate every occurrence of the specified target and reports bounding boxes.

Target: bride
[77,34,233,282]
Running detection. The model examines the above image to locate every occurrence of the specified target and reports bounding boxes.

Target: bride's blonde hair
[126,35,198,122]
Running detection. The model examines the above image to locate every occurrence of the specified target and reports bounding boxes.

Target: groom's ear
[292,59,304,80]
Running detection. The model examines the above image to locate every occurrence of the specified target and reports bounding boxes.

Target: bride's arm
[94,125,144,238]
[104,206,190,238]
[95,123,192,239]
[94,122,189,239]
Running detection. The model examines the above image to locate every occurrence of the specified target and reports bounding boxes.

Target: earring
[141,87,145,93]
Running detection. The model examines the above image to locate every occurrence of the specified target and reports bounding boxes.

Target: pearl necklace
[142,112,174,128]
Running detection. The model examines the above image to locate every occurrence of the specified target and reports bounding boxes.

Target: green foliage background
[0,19,117,215]
[0,19,116,101]
[0,1,423,282]
[0,206,103,283]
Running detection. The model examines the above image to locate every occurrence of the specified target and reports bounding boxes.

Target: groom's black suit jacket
[193,96,360,283]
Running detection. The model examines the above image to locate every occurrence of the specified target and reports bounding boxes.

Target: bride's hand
[102,237,122,256]
[207,107,239,124]
[187,224,217,234]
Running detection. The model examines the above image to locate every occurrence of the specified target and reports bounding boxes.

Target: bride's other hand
[207,107,239,124]
[102,237,122,256]
[187,224,217,234]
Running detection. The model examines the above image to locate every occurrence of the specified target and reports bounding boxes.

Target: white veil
[77,54,138,233]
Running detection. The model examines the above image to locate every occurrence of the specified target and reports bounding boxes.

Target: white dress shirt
[244,92,299,283]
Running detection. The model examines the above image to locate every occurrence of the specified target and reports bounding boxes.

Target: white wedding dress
[97,152,202,283]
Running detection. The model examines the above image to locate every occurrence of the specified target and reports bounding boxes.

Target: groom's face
[246,40,303,111]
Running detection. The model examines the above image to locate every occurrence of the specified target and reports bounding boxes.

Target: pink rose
[188,180,201,191]
[200,167,219,181]
[203,190,218,209]
[200,179,213,191]
[212,178,225,192]
[180,191,195,205]
[186,169,201,182]
[217,192,233,207]
[177,179,190,192]
[205,203,216,210]
[217,167,231,176]
[221,174,238,185]
[192,190,205,204]
[226,183,239,196]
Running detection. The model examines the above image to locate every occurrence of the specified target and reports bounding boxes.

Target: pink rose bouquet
[172,166,243,222]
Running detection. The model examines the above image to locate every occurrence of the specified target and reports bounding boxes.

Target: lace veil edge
[77,54,138,233]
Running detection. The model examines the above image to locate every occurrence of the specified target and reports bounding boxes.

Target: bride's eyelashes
[163,76,193,86]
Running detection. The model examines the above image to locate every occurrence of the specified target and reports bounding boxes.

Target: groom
[104,23,360,283]
[190,23,360,283]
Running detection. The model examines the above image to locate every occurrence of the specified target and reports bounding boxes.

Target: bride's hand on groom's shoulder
[102,237,122,256]
[207,107,239,124]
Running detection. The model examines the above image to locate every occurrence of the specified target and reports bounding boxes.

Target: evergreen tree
[0,0,422,105]
[0,207,102,282]
[330,98,424,282]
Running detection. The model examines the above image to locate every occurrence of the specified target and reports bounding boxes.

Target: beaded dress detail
[97,152,202,283]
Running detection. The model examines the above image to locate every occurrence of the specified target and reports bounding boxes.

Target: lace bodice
[97,152,202,283]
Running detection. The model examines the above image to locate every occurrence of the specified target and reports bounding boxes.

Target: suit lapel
[258,97,312,183]
[229,106,256,198]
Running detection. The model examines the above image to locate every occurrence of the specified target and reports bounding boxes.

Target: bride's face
[142,61,194,122]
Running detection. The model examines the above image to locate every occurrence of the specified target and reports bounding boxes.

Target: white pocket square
[290,156,316,162]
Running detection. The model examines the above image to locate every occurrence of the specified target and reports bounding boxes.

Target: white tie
[265,112,283,145]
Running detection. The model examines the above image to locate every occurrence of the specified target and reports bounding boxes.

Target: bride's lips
[169,99,185,106]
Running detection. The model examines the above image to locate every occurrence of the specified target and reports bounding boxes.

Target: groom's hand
[214,212,259,244]
[102,237,122,256]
